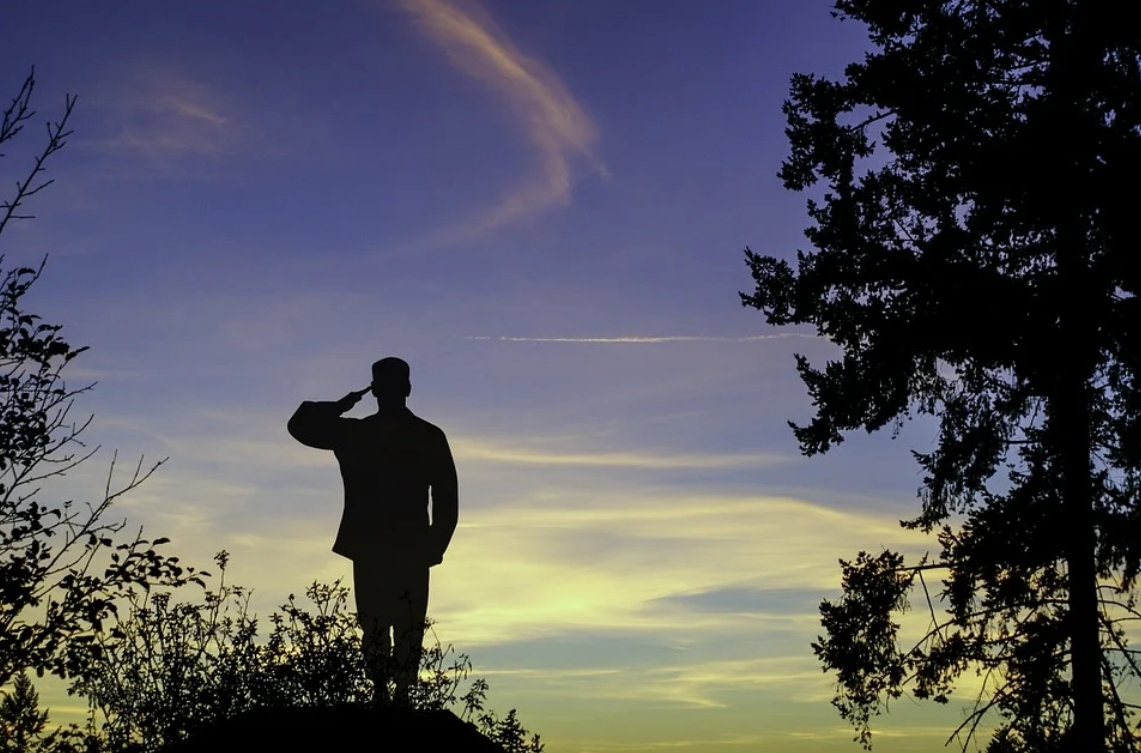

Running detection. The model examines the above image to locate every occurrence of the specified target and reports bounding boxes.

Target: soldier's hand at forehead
[336,386,371,413]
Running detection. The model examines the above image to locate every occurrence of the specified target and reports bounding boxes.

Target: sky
[2,2,996,751]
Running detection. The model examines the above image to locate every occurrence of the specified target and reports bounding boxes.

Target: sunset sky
[4,2,989,751]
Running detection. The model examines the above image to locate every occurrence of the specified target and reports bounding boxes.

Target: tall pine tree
[740,2,1140,751]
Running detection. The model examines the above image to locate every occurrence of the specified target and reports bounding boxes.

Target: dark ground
[158,705,507,753]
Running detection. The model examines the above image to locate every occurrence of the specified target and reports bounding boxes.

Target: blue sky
[3,2,991,751]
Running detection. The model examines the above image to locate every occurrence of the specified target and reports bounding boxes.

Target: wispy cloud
[473,655,831,709]
[65,422,935,652]
[460,334,824,344]
[424,492,936,647]
[92,66,241,165]
[450,437,790,468]
[391,0,606,242]
[787,726,968,742]
[104,424,786,476]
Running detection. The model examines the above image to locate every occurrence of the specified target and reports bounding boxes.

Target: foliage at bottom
[0,551,542,753]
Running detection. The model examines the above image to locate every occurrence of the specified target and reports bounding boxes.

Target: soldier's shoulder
[410,413,448,437]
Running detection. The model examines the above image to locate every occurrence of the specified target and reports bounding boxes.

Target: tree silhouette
[1,68,205,692]
[739,2,1140,751]
[0,671,49,751]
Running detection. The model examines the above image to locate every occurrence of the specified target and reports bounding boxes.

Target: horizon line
[459,333,824,344]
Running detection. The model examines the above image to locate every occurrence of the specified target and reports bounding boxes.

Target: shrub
[63,551,542,753]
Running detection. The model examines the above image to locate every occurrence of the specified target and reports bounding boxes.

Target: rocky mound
[158,705,507,753]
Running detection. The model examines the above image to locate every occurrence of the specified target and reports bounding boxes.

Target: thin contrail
[460,334,824,343]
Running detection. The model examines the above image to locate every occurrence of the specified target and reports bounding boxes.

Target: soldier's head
[371,357,411,401]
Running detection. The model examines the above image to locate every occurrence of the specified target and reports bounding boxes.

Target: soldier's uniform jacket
[288,401,458,564]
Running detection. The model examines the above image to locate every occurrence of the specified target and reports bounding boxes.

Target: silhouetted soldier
[287,357,458,706]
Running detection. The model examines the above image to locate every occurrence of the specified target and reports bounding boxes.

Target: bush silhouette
[54,551,542,753]
[1,68,204,696]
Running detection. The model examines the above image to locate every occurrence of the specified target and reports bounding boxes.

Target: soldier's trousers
[352,557,430,703]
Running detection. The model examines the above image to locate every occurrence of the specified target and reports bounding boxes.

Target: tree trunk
[1054,216,1103,751]
[1056,375,1104,753]
[1047,6,1106,748]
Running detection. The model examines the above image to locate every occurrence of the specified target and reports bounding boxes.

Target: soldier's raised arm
[287,387,369,450]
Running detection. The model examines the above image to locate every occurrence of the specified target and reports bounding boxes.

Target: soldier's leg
[353,557,395,704]
[391,564,430,705]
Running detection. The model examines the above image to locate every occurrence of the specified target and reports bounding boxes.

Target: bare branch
[0,86,76,235]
